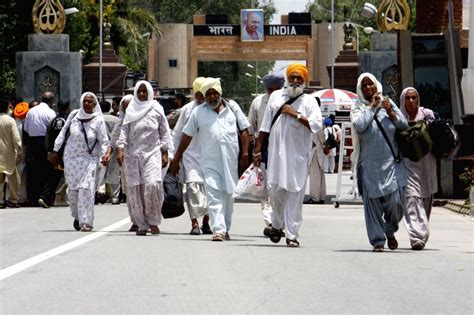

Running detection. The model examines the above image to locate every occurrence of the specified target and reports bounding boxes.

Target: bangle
[253,152,261,157]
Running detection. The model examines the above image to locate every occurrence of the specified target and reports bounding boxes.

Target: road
[0,174,472,314]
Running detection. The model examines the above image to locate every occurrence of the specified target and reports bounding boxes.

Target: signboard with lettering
[193,24,311,37]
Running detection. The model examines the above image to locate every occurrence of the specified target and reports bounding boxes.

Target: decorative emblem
[376,0,410,32]
[32,0,66,34]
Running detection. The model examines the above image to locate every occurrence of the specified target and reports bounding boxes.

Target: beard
[207,97,221,109]
[287,83,305,98]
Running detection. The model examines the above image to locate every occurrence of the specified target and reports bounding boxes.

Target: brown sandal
[387,236,398,250]
[211,234,224,241]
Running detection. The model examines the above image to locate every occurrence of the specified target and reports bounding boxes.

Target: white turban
[193,77,206,94]
[200,77,222,96]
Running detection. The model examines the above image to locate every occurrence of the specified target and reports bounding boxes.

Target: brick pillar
[416,0,463,33]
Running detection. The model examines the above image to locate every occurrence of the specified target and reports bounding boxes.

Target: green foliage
[459,167,473,192]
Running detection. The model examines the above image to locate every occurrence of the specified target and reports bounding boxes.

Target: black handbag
[161,171,185,219]
[395,120,432,162]
[427,114,459,157]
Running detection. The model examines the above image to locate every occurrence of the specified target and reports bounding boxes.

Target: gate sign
[193,24,311,37]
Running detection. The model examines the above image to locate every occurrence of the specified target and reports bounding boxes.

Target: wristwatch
[296,113,302,121]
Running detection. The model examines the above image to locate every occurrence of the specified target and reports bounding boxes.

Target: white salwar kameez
[171,100,207,220]
[117,107,171,231]
[400,88,437,249]
[54,110,108,227]
[248,93,272,226]
[260,89,322,241]
[182,100,250,235]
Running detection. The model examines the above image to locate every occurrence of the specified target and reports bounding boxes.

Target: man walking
[248,74,285,236]
[171,78,250,241]
[171,77,212,235]
[0,99,22,208]
[23,91,56,207]
[253,64,323,247]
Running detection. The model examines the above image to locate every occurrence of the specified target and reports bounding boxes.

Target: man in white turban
[171,78,250,242]
[171,77,212,235]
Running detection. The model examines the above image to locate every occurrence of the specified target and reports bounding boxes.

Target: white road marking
[0,217,130,281]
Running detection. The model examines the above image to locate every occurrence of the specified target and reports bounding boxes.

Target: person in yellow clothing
[0,99,22,208]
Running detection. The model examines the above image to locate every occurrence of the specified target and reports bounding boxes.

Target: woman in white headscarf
[350,73,408,252]
[116,81,172,236]
[399,87,437,250]
[51,92,108,232]
[101,94,136,230]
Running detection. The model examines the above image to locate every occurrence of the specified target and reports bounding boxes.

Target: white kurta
[182,101,250,194]
[171,101,204,183]
[309,129,326,201]
[260,89,323,193]
[247,93,269,137]
[117,107,171,186]
[54,110,109,191]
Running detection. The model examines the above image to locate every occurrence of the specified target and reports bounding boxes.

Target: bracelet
[253,152,261,157]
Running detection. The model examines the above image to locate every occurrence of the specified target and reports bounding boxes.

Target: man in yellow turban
[170,77,212,235]
[171,77,251,242]
[253,63,323,247]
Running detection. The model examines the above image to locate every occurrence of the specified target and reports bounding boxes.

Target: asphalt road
[0,175,472,314]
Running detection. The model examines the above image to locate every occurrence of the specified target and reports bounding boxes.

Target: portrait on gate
[241,9,264,42]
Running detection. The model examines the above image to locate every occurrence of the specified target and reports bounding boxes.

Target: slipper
[286,238,300,247]
[136,230,147,236]
[149,225,160,234]
[387,236,398,250]
[411,241,425,251]
[270,227,282,243]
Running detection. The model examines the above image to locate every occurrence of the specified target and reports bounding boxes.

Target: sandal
[136,230,147,236]
[387,236,398,250]
[149,225,160,234]
[373,245,384,252]
[211,234,224,241]
[286,238,300,247]
[80,224,93,232]
[269,227,282,243]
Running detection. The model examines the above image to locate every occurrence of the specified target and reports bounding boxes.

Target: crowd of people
[0,65,437,250]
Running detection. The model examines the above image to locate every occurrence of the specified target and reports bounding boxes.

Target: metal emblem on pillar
[376,0,410,32]
[32,0,66,34]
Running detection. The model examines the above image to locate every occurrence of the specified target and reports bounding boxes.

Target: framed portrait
[241,9,264,42]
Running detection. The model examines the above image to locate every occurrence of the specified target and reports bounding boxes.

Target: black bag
[325,128,338,149]
[428,115,459,157]
[395,120,432,162]
[161,172,185,219]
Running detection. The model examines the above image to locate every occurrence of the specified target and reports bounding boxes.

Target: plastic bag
[233,165,265,201]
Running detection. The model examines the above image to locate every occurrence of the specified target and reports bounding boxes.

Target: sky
[269,0,311,75]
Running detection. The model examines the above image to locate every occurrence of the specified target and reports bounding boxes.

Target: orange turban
[13,102,29,120]
[286,63,309,82]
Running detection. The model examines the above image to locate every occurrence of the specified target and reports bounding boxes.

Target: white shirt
[24,102,56,136]
[247,93,269,137]
[171,100,204,183]
[260,89,322,192]
[183,100,250,194]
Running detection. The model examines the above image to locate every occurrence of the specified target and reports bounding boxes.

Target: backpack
[161,171,185,219]
[325,127,337,149]
[428,115,459,157]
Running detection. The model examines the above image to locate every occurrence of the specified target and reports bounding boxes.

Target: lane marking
[0,217,130,281]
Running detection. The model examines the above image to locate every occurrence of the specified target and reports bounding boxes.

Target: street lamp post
[247,63,259,95]
[99,0,103,100]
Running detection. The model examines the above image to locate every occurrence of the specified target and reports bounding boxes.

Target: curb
[441,200,471,216]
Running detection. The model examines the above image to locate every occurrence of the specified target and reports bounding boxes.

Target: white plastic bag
[233,165,265,201]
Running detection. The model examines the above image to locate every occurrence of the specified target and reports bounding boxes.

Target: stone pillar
[16,34,82,107]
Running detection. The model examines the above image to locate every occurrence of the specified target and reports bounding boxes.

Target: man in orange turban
[13,102,29,120]
[252,63,323,248]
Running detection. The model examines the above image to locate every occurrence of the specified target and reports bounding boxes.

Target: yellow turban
[286,63,309,82]
[200,77,222,96]
[193,77,206,94]
[13,102,29,120]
